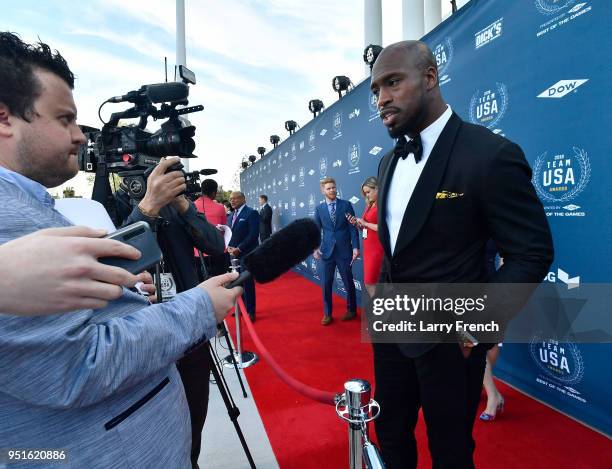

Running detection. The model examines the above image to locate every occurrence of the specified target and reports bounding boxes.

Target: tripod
[197,253,248,398]
[150,220,255,468]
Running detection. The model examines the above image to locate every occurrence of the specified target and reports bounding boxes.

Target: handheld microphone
[108,82,189,104]
[226,218,321,288]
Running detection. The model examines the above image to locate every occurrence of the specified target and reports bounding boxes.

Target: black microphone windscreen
[199,169,218,175]
[243,218,320,283]
[145,82,189,103]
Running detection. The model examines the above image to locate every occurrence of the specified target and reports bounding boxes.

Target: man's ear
[425,65,439,91]
[0,104,14,138]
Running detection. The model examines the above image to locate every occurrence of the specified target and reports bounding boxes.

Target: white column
[363,0,383,76]
[176,0,187,71]
[175,0,189,171]
[402,0,424,40]
[424,0,442,35]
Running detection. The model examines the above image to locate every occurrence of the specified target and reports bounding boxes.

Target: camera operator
[115,156,226,469]
[0,31,242,468]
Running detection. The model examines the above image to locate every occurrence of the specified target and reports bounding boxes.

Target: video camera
[79,71,214,201]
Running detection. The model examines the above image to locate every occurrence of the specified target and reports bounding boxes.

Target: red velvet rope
[235,298,337,406]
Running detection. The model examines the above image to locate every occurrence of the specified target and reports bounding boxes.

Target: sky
[1,0,460,197]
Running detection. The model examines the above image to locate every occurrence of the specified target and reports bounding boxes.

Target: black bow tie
[394,135,423,163]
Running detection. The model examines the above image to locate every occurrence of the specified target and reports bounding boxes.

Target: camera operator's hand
[138,157,186,217]
[0,226,141,315]
[199,271,243,324]
[170,195,190,215]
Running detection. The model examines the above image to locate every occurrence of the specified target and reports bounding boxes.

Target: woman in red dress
[349,177,383,297]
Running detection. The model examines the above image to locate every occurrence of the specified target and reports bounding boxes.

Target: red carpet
[228,272,611,468]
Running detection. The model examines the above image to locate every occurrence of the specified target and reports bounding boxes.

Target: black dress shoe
[341,311,357,321]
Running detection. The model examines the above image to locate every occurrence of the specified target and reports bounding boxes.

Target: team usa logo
[534,0,578,15]
[368,91,380,122]
[347,143,361,175]
[290,197,297,216]
[433,38,453,85]
[310,257,319,279]
[469,83,508,131]
[319,156,328,177]
[332,112,343,140]
[309,129,316,152]
[530,337,585,386]
[308,193,316,215]
[535,1,591,37]
[532,147,591,203]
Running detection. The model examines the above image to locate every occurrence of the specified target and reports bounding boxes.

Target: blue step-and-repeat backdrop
[241,0,610,435]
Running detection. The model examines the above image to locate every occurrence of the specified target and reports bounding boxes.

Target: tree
[216,185,233,203]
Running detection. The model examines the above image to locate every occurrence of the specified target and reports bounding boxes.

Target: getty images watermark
[361,283,612,345]
[370,292,499,336]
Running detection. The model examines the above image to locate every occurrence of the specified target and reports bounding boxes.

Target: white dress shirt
[386,105,453,254]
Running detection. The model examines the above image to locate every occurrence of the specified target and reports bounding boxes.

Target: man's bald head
[370,40,446,138]
[375,41,437,80]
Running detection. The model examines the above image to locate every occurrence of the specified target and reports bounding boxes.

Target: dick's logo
[537,79,588,98]
[475,18,503,49]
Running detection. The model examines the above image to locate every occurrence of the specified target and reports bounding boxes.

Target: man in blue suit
[228,191,259,321]
[314,177,360,325]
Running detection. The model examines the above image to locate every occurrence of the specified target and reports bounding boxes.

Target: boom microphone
[199,169,218,175]
[108,82,189,104]
[226,218,321,288]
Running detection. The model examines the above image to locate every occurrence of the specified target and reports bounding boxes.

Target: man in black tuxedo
[258,194,273,242]
[370,41,553,468]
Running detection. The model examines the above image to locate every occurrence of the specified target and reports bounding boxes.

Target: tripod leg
[206,343,256,469]
[219,321,248,398]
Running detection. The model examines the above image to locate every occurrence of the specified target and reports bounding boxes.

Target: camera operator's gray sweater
[0,174,217,468]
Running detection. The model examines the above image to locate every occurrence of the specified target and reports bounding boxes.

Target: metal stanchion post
[336,379,385,469]
[222,257,259,369]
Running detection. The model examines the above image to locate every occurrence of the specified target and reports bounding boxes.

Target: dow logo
[537,79,588,98]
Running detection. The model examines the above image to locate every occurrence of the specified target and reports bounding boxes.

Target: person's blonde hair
[361,176,378,206]
[320,177,336,186]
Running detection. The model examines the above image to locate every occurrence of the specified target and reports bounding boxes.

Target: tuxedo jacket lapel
[393,113,462,256]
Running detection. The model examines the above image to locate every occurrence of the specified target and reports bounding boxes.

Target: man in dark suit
[370,41,553,468]
[313,177,360,326]
[228,191,259,321]
[258,194,273,242]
